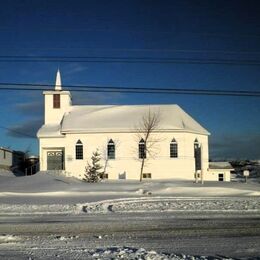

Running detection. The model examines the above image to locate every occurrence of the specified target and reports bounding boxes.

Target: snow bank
[79,197,260,214]
[1,173,259,198]
[84,246,233,260]
[0,203,78,215]
[1,197,259,215]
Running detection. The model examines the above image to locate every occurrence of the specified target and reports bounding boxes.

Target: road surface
[0,212,260,259]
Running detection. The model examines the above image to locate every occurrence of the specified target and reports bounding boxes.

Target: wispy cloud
[15,101,43,116]
[6,119,43,139]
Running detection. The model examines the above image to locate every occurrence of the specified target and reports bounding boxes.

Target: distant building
[37,70,228,181]
[0,147,25,170]
[0,147,12,169]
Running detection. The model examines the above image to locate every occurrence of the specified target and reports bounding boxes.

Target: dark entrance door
[47,151,64,170]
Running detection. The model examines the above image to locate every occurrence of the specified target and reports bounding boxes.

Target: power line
[1,26,260,38]
[2,47,260,55]
[0,125,37,139]
[0,55,260,65]
[0,82,259,94]
[0,82,259,97]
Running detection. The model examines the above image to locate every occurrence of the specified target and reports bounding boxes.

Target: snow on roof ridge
[70,104,181,110]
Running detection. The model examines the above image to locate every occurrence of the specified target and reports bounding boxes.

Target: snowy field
[0,171,259,215]
[0,171,259,198]
[0,171,260,259]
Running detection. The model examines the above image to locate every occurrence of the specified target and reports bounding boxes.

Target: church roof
[37,104,210,137]
[37,123,63,138]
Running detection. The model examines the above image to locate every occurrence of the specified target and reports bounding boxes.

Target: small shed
[208,162,233,182]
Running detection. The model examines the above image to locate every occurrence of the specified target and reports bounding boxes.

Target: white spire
[55,69,62,91]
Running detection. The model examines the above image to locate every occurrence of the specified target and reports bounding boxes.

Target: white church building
[37,70,230,181]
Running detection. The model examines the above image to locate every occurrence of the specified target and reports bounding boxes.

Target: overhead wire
[0,82,259,97]
[0,55,260,65]
[0,125,37,139]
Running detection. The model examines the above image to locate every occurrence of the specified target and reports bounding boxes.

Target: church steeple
[43,69,72,124]
[55,69,62,91]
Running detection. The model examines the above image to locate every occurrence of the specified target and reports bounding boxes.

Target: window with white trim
[75,140,83,160]
[139,138,146,159]
[170,138,178,158]
[194,138,201,171]
[107,139,115,159]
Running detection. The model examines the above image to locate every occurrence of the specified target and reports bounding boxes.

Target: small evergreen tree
[83,149,104,182]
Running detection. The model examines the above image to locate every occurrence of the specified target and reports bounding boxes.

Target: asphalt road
[0,213,260,259]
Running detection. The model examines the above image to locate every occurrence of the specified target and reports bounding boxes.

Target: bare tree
[135,109,161,182]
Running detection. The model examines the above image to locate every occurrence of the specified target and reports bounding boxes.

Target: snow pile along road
[0,204,78,215]
[0,197,260,215]
[81,247,233,260]
[80,197,260,214]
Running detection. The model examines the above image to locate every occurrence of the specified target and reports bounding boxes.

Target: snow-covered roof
[37,124,64,138]
[37,104,210,137]
[0,147,13,153]
[209,162,233,169]
[62,104,209,134]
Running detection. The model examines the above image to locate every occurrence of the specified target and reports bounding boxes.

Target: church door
[47,151,64,170]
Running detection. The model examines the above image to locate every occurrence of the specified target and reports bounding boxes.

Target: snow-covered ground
[0,234,234,260]
[0,171,260,259]
[0,171,259,215]
[0,171,259,197]
[0,196,259,215]
[0,215,259,259]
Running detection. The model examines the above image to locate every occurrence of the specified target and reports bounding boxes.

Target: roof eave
[60,128,210,135]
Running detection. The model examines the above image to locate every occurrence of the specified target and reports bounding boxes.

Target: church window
[75,140,83,160]
[107,139,115,159]
[170,138,178,158]
[53,94,60,108]
[139,138,146,159]
[194,138,201,171]
[194,138,199,156]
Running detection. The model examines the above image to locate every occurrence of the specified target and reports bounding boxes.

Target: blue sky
[0,0,259,159]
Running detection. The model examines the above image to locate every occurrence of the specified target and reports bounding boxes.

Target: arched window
[194,138,201,171]
[75,140,83,160]
[170,138,178,158]
[107,139,115,159]
[194,138,199,156]
[139,138,146,159]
